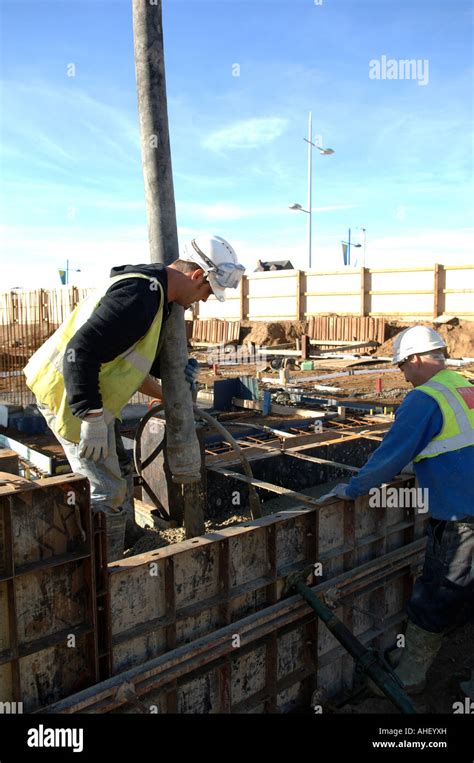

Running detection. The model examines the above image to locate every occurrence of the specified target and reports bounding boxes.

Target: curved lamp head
[289,203,303,210]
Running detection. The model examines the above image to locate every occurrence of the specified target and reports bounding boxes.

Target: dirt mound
[376,319,474,359]
[242,317,474,358]
[436,321,474,358]
[242,321,306,346]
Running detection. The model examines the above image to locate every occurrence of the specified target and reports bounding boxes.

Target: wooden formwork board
[191,320,241,345]
[0,473,99,711]
[306,315,386,344]
[101,480,425,714]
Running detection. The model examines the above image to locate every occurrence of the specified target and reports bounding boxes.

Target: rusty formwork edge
[0,473,99,711]
[39,535,425,714]
[37,477,426,715]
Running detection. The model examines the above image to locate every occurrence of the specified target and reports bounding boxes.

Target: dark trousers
[407,518,474,633]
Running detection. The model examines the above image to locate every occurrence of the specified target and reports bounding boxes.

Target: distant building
[254,259,294,272]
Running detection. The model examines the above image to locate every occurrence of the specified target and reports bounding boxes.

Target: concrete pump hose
[192,406,262,519]
[134,404,262,520]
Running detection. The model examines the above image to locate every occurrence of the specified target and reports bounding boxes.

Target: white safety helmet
[392,326,447,365]
[183,235,245,302]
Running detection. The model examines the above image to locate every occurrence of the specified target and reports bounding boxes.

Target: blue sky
[0,0,473,287]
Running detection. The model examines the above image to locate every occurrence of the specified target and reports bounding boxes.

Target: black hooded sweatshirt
[63,264,171,418]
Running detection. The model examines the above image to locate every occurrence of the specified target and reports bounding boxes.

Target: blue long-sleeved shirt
[345,388,474,520]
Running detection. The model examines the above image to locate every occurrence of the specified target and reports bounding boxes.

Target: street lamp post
[341,228,361,266]
[307,112,313,271]
[62,260,81,285]
[289,111,334,270]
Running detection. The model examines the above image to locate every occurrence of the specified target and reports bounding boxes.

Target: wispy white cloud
[93,199,145,211]
[0,224,149,287]
[223,228,474,272]
[174,171,235,189]
[202,117,288,152]
[3,224,472,289]
[1,151,68,177]
[1,80,140,172]
[394,205,408,221]
[176,200,359,222]
[13,128,77,164]
[367,229,474,268]
[178,200,286,221]
[314,204,360,213]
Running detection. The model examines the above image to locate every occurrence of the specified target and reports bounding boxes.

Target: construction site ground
[238,317,474,359]
[1,315,473,716]
[198,363,413,403]
[193,316,474,404]
[189,330,474,715]
[341,622,474,715]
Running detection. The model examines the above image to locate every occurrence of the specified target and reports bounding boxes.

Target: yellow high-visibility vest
[413,369,474,461]
[24,273,165,443]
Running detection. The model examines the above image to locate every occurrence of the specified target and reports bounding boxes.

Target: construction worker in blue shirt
[322,326,474,695]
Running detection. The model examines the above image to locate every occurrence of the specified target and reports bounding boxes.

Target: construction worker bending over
[321,326,474,695]
[24,235,245,560]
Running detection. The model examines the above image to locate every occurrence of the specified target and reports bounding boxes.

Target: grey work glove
[317,482,352,503]
[79,412,108,461]
[184,358,200,391]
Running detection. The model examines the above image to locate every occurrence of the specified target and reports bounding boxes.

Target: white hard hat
[392,326,447,365]
[183,235,245,302]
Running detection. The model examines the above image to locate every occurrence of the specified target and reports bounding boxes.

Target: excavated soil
[376,319,474,359]
[242,320,307,347]
[240,318,474,359]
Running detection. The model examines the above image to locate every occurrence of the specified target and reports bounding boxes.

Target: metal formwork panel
[99,475,424,714]
[0,473,98,711]
[43,516,424,714]
[40,430,427,715]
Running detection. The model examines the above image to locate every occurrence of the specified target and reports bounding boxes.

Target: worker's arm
[63,270,167,417]
[138,374,163,399]
[345,391,443,499]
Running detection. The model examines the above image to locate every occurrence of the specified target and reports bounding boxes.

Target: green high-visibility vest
[24,273,165,443]
[413,369,474,462]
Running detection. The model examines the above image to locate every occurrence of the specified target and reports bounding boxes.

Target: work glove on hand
[184,358,200,391]
[79,412,109,461]
[317,482,352,503]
